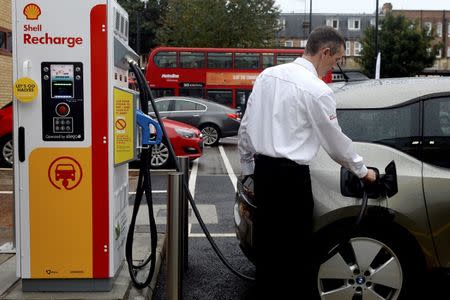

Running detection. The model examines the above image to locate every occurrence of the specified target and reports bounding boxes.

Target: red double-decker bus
[144,46,332,111]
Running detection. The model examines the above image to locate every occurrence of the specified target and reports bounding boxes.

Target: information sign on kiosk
[13,0,139,291]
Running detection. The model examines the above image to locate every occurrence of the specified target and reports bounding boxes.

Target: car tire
[314,222,425,300]
[200,124,220,147]
[0,135,13,168]
[150,142,171,169]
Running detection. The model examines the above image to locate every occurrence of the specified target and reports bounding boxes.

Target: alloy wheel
[150,143,170,168]
[201,126,219,146]
[2,139,13,167]
[318,237,402,300]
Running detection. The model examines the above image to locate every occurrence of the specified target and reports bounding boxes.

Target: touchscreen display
[51,64,74,98]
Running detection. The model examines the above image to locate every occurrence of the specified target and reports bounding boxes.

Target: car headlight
[174,128,196,138]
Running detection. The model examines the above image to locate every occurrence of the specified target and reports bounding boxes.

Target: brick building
[276,12,382,72]
[0,0,12,107]
[389,5,450,75]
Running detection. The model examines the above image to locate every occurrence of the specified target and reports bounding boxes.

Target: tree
[156,0,280,48]
[358,13,439,78]
[117,0,168,56]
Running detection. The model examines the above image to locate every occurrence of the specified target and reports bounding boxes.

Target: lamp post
[374,0,379,76]
[136,0,148,65]
[309,0,312,34]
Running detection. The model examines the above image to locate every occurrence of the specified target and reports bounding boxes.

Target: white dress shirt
[238,57,368,178]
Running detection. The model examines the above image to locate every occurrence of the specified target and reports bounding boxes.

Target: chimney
[382,3,393,15]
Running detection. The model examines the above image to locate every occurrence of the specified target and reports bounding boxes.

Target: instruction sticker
[14,77,39,102]
[113,88,136,165]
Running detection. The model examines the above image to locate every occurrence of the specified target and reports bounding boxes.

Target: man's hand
[363,169,377,183]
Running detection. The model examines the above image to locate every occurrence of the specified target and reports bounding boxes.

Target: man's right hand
[363,169,377,183]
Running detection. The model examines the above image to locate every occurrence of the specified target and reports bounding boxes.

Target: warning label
[14,77,38,102]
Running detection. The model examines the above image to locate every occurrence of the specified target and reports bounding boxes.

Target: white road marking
[189,233,236,238]
[129,190,166,195]
[218,145,237,191]
[0,191,13,194]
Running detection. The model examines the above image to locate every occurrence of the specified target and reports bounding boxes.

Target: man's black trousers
[254,154,315,298]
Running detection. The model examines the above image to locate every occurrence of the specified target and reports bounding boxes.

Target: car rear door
[169,99,205,127]
[421,95,450,267]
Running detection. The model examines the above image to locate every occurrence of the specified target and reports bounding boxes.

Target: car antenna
[336,62,349,83]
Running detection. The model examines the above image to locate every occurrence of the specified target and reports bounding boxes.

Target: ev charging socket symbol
[48,156,83,190]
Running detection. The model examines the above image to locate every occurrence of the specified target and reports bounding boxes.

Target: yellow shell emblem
[23,3,41,20]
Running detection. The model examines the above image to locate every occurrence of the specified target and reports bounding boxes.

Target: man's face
[317,45,345,77]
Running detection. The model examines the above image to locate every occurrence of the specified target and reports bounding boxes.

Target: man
[238,26,377,298]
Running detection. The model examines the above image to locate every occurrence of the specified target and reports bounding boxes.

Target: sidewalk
[0,233,166,300]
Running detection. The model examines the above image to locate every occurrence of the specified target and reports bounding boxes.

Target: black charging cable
[127,61,255,284]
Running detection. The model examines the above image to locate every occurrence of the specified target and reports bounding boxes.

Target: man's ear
[322,47,331,56]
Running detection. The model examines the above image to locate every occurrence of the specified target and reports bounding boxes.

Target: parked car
[0,102,202,169]
[150,118,203,168]
[234,77,450,300]
[149,96,241,146]
[0,102,13,168]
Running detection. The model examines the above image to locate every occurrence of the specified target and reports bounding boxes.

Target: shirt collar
[294,57,318,77]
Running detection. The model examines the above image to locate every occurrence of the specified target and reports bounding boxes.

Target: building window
[348,18,361,30]
[345,41,351,56]
[424,22,432,35]
[300,40,307,48]
[0,28,12,55]
[437,22,443,37]
[436,49,442,58]
[326,19,339,29]
[354,41,362,56]
[370,18,376,27]
[448,23,450,37]
[278,18,286,30]
[284,40,293,47]
[447,47,450,58]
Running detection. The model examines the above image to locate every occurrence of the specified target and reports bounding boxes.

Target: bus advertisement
[144,46,333,112]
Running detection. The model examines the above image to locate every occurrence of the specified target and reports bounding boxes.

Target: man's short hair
[305,26,345,56]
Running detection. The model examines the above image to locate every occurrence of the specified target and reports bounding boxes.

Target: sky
[275,0,450,14]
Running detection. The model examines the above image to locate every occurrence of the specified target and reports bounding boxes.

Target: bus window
[236,90,252,115]
[180,52,205,68]
[152,88,175,98]
[262,53,275,68]
[276,54,299,65]
[154,51,177,68]
[207,89,233,106]
[207,52,232,69]
[179,87,204,98]
[235,53,260,70]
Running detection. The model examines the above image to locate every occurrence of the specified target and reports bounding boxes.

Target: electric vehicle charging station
[12,0,140,291]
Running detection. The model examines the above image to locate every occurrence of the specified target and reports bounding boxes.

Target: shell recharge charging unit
[13,0,140,291]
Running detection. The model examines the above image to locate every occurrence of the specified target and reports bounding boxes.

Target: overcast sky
[275,0,450,14]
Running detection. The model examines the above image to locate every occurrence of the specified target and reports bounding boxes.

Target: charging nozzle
[136,109,162,145]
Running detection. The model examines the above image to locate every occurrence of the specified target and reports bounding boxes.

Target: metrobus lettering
[23,33,83,48]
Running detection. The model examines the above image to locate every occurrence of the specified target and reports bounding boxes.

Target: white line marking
[189,233,236,238]
[218,145,237,191]
[0,191,13,194]
[189,159,198,197]
[128,190,166,195]
[0,168,12,171]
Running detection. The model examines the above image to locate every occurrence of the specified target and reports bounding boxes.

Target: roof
[330,77,450,109]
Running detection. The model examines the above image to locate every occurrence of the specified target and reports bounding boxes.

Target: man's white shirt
[238,57,368,178]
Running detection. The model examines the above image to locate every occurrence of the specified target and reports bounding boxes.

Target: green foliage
[156,0,280,47]
[117,0,168,55]
[358,13,438,78]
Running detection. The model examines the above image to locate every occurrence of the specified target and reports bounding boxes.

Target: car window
[423,97,450,168]
[338,103,420,158]
[174,100,198,111]
[149,100,172,112]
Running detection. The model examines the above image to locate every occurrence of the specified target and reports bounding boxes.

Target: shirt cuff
[356,165,368,179]
[241,161,255,176]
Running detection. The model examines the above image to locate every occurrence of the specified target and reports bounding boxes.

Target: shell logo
[23,3,41,20]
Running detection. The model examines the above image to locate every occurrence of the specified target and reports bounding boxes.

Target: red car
[0,102,13,167]
[150,118,203,168]
[0,102,203,169]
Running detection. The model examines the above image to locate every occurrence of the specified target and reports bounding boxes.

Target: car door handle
[193,114,199,117]
[411,140,420,145]
[428,140,435,145]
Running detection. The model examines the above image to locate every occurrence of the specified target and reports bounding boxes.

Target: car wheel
[0,135,13,168]
[150,142,171,169]
[315,224,425,300]
[200,124,220,147]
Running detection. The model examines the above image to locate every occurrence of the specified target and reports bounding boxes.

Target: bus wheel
[200,124,220,147]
